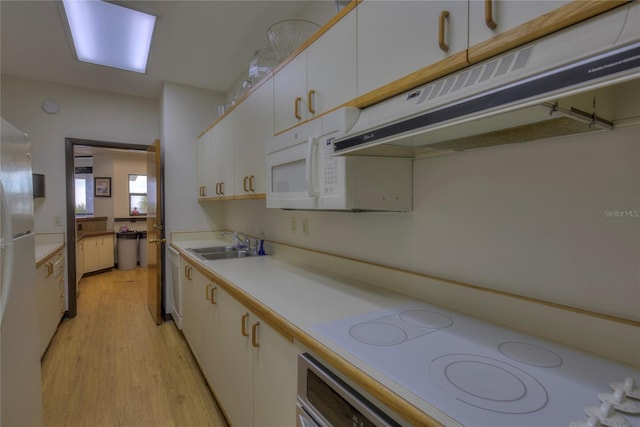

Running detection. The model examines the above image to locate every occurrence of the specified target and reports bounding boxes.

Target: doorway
[64,138,164,319]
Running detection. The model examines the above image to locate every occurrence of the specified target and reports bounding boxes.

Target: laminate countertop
[171,237,640,427]
[171,237,458,426]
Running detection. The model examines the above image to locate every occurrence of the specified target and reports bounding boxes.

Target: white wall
[161,81,227,234]
[223,124,640,322]
[0,75,159,233]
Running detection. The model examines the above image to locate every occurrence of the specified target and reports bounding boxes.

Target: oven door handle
[305,137,319,198]
[296,404,321,427]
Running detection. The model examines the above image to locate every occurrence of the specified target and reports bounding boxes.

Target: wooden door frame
[64,138,160,318]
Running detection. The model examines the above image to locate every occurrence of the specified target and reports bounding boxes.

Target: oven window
[307,370,377,427]
[272,159,306,193]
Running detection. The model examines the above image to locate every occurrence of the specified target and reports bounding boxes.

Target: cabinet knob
[485,0,498,30]
[251,321,260,348]
[294,97,302,120]
[241,313,249,337]
[307,90,316,114]
[210,286,217,305]
[438,10,450,53]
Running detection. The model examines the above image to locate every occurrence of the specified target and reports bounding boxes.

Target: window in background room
[74,158,94,215]
[129,174,147,216]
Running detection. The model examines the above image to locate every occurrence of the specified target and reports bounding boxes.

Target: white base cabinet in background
[180,256,298,427]
[36,247,65,357]
[82,234,114,274]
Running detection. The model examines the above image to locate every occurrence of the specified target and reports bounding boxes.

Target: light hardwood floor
[41,267,228,427]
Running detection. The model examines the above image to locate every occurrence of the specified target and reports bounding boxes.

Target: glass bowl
[266,19,320,62]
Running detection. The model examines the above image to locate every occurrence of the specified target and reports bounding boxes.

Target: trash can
[138,231,148,267]
[116,231,138,270]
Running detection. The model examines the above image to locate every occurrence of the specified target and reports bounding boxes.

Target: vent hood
[334,2,640,157]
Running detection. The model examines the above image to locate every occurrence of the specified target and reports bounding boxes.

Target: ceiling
[1,1,323,99]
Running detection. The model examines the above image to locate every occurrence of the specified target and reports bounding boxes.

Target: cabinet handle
[294,97,302,120]
[243,176,249,192]
[241,313,249,337]
[205,284,212,301]
[46,262,53,277]
[307,90,316,114]
[219,182,224,195]
[215,183,220,195]
[185,266,192,281]
[439,10,450,53]
[249,175,255,192]
[485,0,498,30]
[210,286,217,305]
[251,321,260,348]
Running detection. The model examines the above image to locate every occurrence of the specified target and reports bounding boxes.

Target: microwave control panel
[321,137,342,195]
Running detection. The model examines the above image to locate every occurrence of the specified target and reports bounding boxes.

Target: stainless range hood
[334,2,640,157]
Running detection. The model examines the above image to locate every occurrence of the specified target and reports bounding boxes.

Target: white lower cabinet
[180,255,298,427]
[82,234,114,273]
[36,248,65,357]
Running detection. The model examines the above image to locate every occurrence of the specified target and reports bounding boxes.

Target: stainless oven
[297,353,401,427]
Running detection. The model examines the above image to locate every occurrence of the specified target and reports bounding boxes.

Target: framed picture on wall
[95,177,112,197]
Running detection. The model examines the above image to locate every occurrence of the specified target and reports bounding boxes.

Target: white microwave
[266,108,412,211]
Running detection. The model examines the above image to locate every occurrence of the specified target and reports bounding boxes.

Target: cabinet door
[99,235,114,270]
[83,237,101,273]
[215,289,253,427]
[197,129,214,198]
[306,10,356,119]
[357,0,469,97]
[181,262,198,355]
[234,77,274,197]
[274,52,308,133]
[201,280,225,390]
[76,240,84,285]
[252,315,298,427]
[468,0,571,47]
[36,261,50,356]
[211,118,235,198]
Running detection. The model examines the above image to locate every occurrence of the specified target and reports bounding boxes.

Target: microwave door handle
[305,137,319,198]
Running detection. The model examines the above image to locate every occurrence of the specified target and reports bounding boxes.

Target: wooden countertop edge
[75,216,108,222]
[77,231,115,241]
[35,242,66,268]
[174,245,444,427]
[198,193,266,202]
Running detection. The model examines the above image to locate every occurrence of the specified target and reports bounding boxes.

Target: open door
[147,139,164,324]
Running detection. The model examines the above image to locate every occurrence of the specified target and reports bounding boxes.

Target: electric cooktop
[314,301,640,427]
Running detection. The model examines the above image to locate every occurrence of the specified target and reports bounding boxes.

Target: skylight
[62,0,156,74]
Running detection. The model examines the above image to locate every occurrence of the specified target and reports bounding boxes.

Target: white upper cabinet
[468,0,573,48]
[357,0,469,97]
[212,112,235,198]
[196,128,213,198]
[233,78,274,197]
[274,10,357,133]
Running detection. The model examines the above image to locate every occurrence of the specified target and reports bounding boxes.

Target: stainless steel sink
[187,245,256,261]
[198,250,253,260]
[189,245,237,254]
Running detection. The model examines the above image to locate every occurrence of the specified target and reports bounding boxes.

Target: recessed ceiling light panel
[62,0,156,73]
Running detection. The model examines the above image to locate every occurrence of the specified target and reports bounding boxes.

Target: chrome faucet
[220,231,250,249]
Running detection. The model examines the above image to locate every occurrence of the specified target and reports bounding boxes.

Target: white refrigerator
[1,118,44,426]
